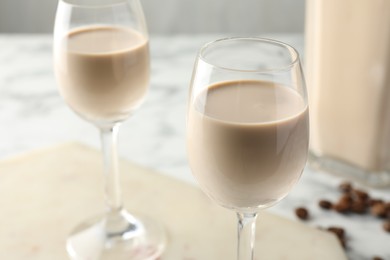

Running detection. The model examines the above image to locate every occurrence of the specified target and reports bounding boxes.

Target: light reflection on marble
[0,34,389,260]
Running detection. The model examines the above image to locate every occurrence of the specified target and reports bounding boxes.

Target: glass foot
[66,209,166,260]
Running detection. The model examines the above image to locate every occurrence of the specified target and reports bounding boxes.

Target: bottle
[305,0,390,187]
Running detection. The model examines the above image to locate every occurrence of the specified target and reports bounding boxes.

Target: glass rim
[59,0,127,9]
[198,37,300,73]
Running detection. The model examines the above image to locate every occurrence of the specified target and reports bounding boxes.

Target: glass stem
[237,212,258,260]
[100,124,123,213]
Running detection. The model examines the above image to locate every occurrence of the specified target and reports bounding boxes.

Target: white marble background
[0,34,389,260]
[0,0,305,34]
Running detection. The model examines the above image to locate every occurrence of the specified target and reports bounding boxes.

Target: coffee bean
[371,203,387,218]
[339,194,353,204]
[383,220,390,233]
[384,203,390,219]
[327,226,345,239]
[319,200,333,210]
[384,202,390,211]
[295,207,309,220]
[352,189,369,201]
[339,182,352,193]
[333,201,351,214]
[351,201,367,214]
[368,199,384,207]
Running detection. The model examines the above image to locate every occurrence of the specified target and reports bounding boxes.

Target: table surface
[0,33,389,260]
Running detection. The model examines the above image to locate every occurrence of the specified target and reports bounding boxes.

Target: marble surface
[0,33,389,259]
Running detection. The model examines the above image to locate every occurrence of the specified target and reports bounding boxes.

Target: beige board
[0,143,347,260]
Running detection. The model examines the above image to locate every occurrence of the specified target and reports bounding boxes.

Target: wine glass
[186,38,309,260]
[53,0,165,259]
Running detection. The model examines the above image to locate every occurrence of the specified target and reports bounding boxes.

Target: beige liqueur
[187,80,309,209]
[55,26,149,122]
[306,0,390,172]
